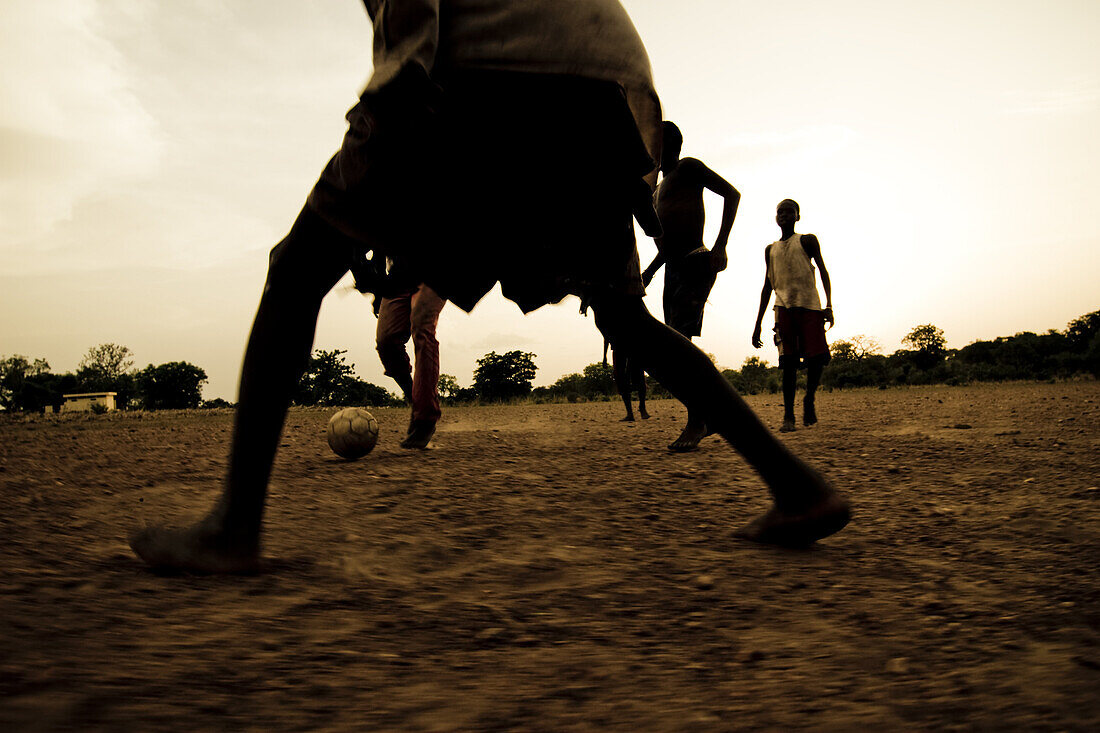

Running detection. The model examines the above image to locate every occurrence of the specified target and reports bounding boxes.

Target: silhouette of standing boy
[642,122,741,451]
[130,0,849,574]
[752,199,834,432]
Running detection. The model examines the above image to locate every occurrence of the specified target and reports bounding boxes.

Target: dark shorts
[775,307,830,368]
[662,249,717,338]
[306,69,655,313]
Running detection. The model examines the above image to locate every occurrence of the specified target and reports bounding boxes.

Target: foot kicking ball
[327,407,379,460]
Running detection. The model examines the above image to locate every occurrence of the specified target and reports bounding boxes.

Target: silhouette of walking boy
[752,199,834,431]
[642,122,741,451]
[130,0,849,573]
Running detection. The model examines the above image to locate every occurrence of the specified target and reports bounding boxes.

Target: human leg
[800,312,829,427]
[804,358,823,426]
[781,363,798,432]
[633,359,649,419]
[668,344,712,449]
[375,292,414,401]
[611,346,635,421]
[402,284,445,448]
[591,295,849,545]
[129,208,360,572]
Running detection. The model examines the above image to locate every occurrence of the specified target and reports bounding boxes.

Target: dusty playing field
[1,381,1098,731]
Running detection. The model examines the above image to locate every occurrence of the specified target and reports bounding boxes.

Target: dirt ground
[1,381,1098,731]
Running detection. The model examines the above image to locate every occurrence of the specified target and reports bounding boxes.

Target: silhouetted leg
[781,363,797,432]
[634,360,649,419]
[611,347,635,421]
[129,208,360,572]
[592,295,849,546]
[667,323,711,450]
[804,358,823,426]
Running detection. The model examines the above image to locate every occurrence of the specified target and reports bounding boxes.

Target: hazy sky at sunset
[2,0,1098,400]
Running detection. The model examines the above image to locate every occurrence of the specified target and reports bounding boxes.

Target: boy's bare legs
[129,208,358,572]
[633,361,649,419]
[781,364,798,432]
[591,295,849,545]
[804,359,823,426]
[611,347,635,421]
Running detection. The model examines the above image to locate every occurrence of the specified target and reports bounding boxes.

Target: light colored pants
[375,284,446,422]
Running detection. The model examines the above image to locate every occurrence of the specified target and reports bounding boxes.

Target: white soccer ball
[327,407,379,460]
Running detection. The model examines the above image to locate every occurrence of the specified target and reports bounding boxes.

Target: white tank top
[767,234,822,311]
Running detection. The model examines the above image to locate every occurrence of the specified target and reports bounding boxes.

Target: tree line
[446,309,1100,403]
[3,309,1096,413]
[0,344,210,412]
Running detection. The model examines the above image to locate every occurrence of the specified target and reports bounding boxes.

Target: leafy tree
[75,343,137,406]
[294,349,398,406]
[473,350,537,401]
[77,343,133,384]
[902,324,946,354]
[830,340,858,362]
[548,372,586,401]
[581,362,616,396]
[437,374,460,399]
[0,355,52,411]
[1066,310,1100,350]
[136,361,208,409]
[737,356,774,395]
[295,349,357,406]
[901,324,947,370]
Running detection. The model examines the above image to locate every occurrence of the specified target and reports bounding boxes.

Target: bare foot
[780,416,797,433]
[401,419,436,449]
[735,493,851,547]
[620,414,636,422]
[668,421,712,452]
[639,408,651,419]
[803,399,818,427]
[130,521,260,574]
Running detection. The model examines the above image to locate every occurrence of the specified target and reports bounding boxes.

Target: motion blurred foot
[735,493,851,547]
[400,419,436,449]
[803,399,818,426]
[780,416,797,433]
[129,520,260,574]
[668,421,712,452]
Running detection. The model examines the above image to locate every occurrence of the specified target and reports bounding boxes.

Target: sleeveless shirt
[767,234,822,311]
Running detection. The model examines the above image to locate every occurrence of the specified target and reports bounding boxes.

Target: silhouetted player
[642,122,740,451]
[130,0,850,574]
[752,199,834,432]
[604,338,648,421]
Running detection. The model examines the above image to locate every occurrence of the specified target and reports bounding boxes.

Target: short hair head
[777,199,800,216]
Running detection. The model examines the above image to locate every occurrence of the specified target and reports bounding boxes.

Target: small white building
[61,392,118,413]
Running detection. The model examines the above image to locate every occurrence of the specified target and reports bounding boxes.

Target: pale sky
[2,0,1098,400]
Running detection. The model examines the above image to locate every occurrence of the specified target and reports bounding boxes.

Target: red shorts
[774,307,830,368]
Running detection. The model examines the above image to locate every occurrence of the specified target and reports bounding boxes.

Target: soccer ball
[327,407,379,460]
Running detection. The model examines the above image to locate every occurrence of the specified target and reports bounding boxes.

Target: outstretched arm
[801,234,833,327]
[752,247,773,348]
[694,163,740,271]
